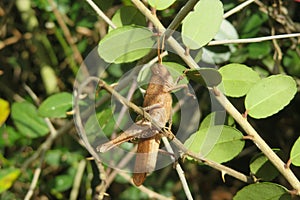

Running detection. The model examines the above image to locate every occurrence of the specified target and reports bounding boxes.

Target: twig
[118,172,173,200]
[223,0,256,19]
[47,0,89,76]
[105,147,136,186]
[212,89,300,194]
[131,0,199,69]
[70,159,87,200]
[22,84,67,199]
[111,77,138,138]
[162,137,193,200]
[85,0,117,29]
[132,0,300,194]
[24,151,44,200]
[74,78,108,199]
[164,0,198,38]
[22,120,73,169]
[207,33,300,46]
[95,77,252,184]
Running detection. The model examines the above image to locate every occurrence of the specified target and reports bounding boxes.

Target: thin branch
[24,151,44,200]
[95,77,252,184]
[85,0,117,29]
[119,172,172,200]
[164,0,199,38]
[48,0,89,76]
[22,120,73,169]
[223,0,256,19]
[131,0,199,69]
[74,77,108,199]
[208,33,300,46]
[105,147,136,186]
[212,89,300,194]
[162,137,193,200]
[132,0,300,194]
[70,159,87,200]
[82,0,300,195]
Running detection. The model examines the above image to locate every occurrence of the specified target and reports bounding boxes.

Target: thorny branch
[84,0,300,196]
[78,76,253,184]
[131,0,300,195]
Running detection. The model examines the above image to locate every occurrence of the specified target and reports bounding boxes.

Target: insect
[97,62,175,186]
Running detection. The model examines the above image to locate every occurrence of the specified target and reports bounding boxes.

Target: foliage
[0,0,300,199]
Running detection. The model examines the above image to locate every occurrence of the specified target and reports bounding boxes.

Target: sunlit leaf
[245,75,297,119]
[290,137,300,166]
[148,0,176,10]
[98,26,155,63]
[184,125,244,163]
[11,102,49,138]
[233,182,291,200]
[0,99,10,126]
[182,0,223,49]
[38,92,72,118]
[199,111,227,129]
[0,168,21,193]
[218,63,260,97]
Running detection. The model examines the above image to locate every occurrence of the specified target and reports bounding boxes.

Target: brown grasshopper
[97,62,178,186]
[97,30,192,186]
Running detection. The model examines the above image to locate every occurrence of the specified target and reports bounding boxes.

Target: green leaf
[148,0,176,10]
[11,102,49,138]
[290,137,300,166]
[184,125,244,163]
[185,68,222,87]
[109,6,146,32]
[199,111,226,129]
[218,63,260,97]
[38,92,72,118]
[247,42,271,59]
[0,126,22,147]
[0,168,21,193]
[85,107,114,142]
[283,49,300,77]
[182,0,223,49]
[233,182,291,200]
[250,150,280,181]
[240,11,268,38]
[45,149,63,167]
[98,26,155,63]
[245,75,297,119]
[51,174,73,192]
[0,98,10,126]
